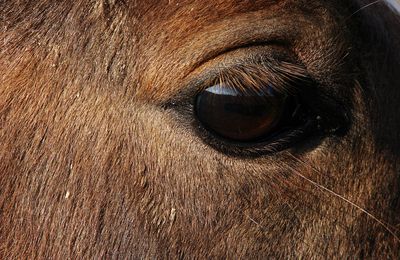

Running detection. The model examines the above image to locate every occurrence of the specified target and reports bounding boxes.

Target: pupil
[195,84,287,141]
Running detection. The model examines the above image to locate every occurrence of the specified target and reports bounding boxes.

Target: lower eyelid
[192,118,318,157]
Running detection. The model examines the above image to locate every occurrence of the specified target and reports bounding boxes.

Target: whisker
[245,198,329,258]
[346,0,382,20]
[288,154,400,243]
[275,175,369,245]
[246,214,263,228]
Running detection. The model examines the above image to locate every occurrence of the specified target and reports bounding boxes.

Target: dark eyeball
[195,84,289,142]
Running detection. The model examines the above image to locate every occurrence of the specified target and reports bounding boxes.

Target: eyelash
[197,58,310,96]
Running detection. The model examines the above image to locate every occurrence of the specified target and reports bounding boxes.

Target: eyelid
[162,49,349,157]
[167,56,311,107]
[154,44,311,107]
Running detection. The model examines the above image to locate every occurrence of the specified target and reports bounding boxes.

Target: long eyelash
[212,60,310,95]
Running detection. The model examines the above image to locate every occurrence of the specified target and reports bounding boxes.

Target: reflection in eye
[195,84,289,141]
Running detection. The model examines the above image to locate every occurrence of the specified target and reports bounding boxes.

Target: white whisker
[347,0,382,19]
[288,154,400,243]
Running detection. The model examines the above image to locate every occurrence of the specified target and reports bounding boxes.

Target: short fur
[1,0,400,258]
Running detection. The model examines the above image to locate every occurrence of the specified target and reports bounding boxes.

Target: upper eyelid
[161,48,313,107]
[187,59,310,99]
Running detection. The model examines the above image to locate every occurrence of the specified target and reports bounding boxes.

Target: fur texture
[1,0,400,258]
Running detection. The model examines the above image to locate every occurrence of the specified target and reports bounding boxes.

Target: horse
[1,0,399,258]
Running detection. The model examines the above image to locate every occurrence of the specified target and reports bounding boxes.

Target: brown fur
[1,0,400,258]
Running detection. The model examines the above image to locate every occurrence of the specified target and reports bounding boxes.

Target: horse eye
[195,84,290,142]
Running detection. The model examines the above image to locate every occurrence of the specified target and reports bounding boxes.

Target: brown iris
[195,84,288,142]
